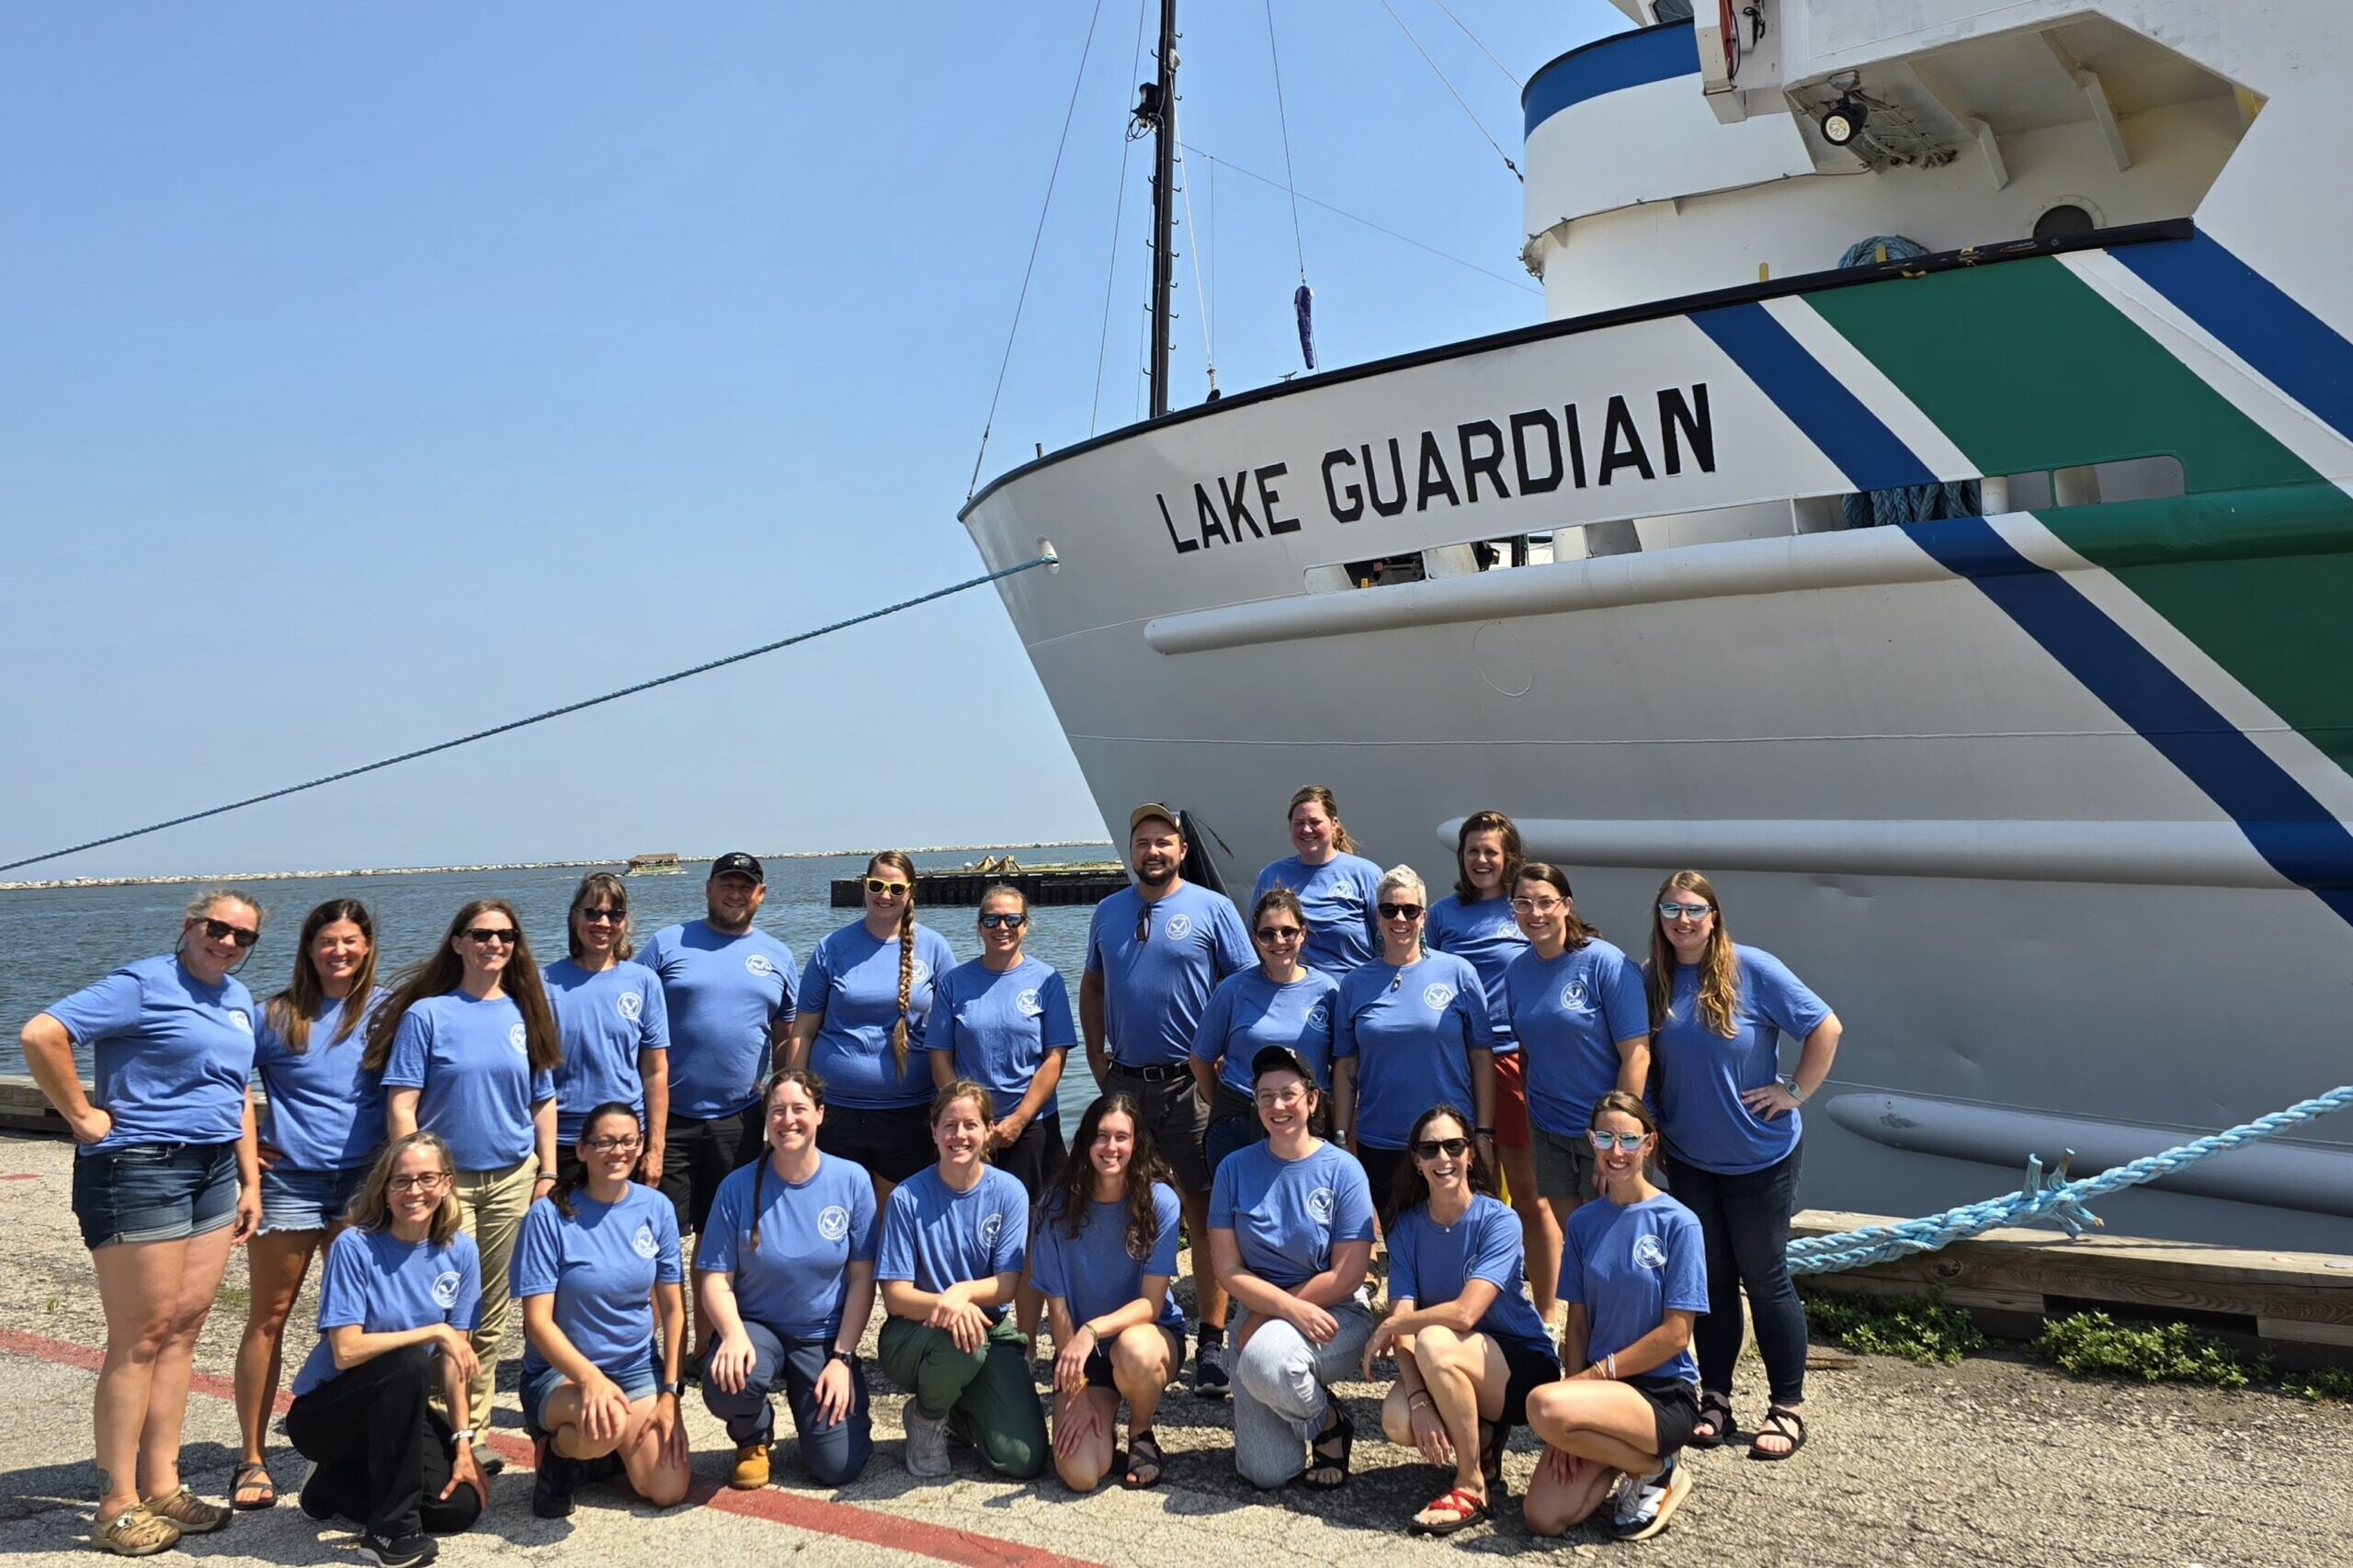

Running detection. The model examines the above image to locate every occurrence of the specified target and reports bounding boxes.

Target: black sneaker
[530,1445,577,1519]
[1192,1337,1231,1399]
[297,1463,353,1525]
[357,1533,438,1568]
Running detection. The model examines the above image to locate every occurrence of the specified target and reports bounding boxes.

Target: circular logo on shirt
[1306,1187,1336,1225]
[910,959,933,986]
[816,1204,851,1243]
[1163,913,1194,942]
[507,1022,529,1054]
[1631,1234,1668,1272]
[1422,983,1456,1012]
[978,1211,1005,1250]
[631,1221,659,1260]
[1015,988,1042,1017]
[228,1009,253,1034]
[617,992,642,1024]
[1561,979,1589,1012]
[431,1270,464,1309]
[1305,1002,1329,1030]
[745,953,776,978]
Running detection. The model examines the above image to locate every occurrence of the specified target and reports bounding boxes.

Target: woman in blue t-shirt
[543,872,671,1188]
[699,1071,880,1490]
[926,884,1074,1202]
[1250,785,1385,978]
[875,1080,1046,1481]
[1033,1092,1188,1493]
[366,898,563,1432]
[21,886,267,1553]
[284,1131,486,1565]
[516,1102,689,1517]
[1645,870,1841,1460]
[233,898,388,1511]
[1523,1092,1708,1544]
[788,851,959,1201]
[1209,1045,1377,1491]
[1366,1105,1560,1537]
[1190,886,1339,1178]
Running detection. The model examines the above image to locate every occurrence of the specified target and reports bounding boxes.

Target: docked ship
[958,0,2353,1255]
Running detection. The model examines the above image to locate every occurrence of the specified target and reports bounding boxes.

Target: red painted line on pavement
[0,1173,41,1181]
[0,1324,1099,1568]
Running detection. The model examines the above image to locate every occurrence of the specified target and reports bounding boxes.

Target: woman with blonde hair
[1645,871,1842,1460]
[284,1131,486,1567]
[789,851,957,1206]
[543,872,671,1187]
[368,897,562,1433]
[1252,786,1385,979]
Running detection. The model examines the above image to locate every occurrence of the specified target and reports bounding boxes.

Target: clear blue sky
[1,2,1618,877]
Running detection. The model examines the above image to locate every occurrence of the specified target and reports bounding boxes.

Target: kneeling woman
[1367,1105,1559,1536]
[1522,1093,1708,1544]
[1210,1046,1377,1491]
[514,1104,690,1518]
[284,1133,485,1567]
[876,1080,1045,1480]
[1031,1093,1188,1492]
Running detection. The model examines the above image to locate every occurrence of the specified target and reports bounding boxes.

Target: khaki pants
[448,1155,538,1429]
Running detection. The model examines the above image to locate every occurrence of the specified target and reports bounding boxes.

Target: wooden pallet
[1792,1208,2353,1367]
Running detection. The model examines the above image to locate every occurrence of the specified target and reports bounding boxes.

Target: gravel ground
[2,1131,2347,1568]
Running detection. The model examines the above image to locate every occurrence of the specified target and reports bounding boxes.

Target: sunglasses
[464,927,518,946]
[978,912,1026,929]
[1658,902,1714,921]
[578,907,626,925]
[1136,908,1153,943]
[1411,1136,1471,1161]
[1587,1130,1649,1153]
[584,1135,643,1154]
[1255,925,1303,943]
[1377,902,1425,921]
[199,916,261,949]
[866,878,912,897]
[389,1172,451,1192]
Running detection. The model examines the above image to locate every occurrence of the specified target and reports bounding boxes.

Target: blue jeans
[699,1322,873,1486]
[1665,1145,1807,1407]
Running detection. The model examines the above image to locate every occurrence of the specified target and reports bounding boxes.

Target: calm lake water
[1,846,1120,1129]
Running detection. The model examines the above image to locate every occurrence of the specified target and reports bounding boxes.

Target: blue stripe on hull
[1690,301,1937,490]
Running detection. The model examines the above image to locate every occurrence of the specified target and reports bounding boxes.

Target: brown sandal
[141,1485,230,1534]
[92,1506,181,1557]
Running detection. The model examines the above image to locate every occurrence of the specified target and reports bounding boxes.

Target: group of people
[21,790,1842,1562]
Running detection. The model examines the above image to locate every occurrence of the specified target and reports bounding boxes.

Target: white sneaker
[1608,1457,1691,1541]
[902,1397,952,1478]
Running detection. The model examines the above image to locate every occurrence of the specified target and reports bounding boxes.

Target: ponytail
[892,907,915,1075]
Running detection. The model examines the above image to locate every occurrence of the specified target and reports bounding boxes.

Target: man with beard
[639,852,798,1369]
[1080,805,1251,1396]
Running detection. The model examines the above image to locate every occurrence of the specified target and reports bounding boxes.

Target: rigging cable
[0,554,1059,877]
[1376,0,1522,181]
[1172,139,1218,396]
[1091,0,1155,437]
[967,0,1113,500]
[1424,0,1521,88]
[1262,0,1310,283]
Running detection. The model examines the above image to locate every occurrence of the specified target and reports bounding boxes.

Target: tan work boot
[729,1440,771,1490]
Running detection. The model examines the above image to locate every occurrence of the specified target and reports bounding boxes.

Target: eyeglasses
[866,878,911,897]
[199,917,261,949]
[1508,896,1563,915]
[1587,1130,1648,1153]
[1377,902,1425,921]
[1410,1136,1471,1161]
[978,912,1026,929]
[1254,925,1303,944]
[1657,902,1713,921]
[1254,1085,1311,1109]
[389,1172,451,1192]
[464,927,518,945]
[579,907,626,925]
[584,1136,643,1154]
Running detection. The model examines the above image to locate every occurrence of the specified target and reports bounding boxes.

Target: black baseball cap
[709,851,765,883]
[1250,1045,1317,1085]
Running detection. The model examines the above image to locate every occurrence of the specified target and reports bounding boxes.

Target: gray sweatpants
[1230,1301,1376,1489]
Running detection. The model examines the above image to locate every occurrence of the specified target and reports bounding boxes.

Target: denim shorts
[259,1163,371,1234]
[521,1344,664,1436]
[71,1141,240,1251]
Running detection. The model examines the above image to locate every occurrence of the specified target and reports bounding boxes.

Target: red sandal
[1406,1485,1490,1537]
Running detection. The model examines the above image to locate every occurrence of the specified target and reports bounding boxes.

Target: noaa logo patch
[507,1022,529,1054]
[631,1221,659,1260]
[1305,1003,1329,1030]
[1163,913,1194,941]
[911,960,932,986]
[1561,980,1589,1011]
[617,992,642,1023]
[816,1204,851,1243]
[1631,1234,1668,1271]
[1306,1187,1336,1224]
[1016,988,1042,1017]
[431,1270,464,1309]
[978,1211,1005,1250]
[228,1009,253,1034]
[745,953,775,978]
[1422,983,1456,1011]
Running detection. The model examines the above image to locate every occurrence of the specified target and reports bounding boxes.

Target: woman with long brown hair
[787,851,957,1206]
[232,898,387,1510]
[368,897,562,1435]
[1645,871,1842,1460]
[543,872,670,1187]
[1251,786,1386,978]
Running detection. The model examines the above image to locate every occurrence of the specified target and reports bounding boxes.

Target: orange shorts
[1492,1049,1531,1149]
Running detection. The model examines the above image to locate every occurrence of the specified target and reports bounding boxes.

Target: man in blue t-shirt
[1080,803,1250,1399]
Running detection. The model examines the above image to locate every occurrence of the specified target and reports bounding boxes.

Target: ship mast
[1146,0,1178,418]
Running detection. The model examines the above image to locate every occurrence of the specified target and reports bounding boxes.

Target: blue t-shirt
[639,921,797,1121]
[543,960,671,1142]
[1190,965,1339,1097]
[1208,1140,1375,1292]
[1389,1193,1554,1359]
[1332,951,1495,1151]
[1427,894,1529,1052]
[1251,854,1385,977]
[253,988,389,1172]
[291,1227,482,1398]
[875,1165,1029,1324]
[379,993,556,1173]
[1559,1194,1708,1384]
[799,922,958,1110]
[46,955,256,1154]
[1503,940,1650,1138]
[697,1153,879,1342]
[926,955,1075,1122]
[1085,882,1252,1069]
[1652,945,1832,1176]
[1029,1183,1188,1335]
[513,1181,682,1381]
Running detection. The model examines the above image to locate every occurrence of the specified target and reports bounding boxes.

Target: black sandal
[1296,1404,1355,1490]
[1749,1404,1807,1461]
[1120,1431,1165,1489]
[230,1460,276,1511]
[1477,1420,1507,1497]
[1688,1390,1735,1449]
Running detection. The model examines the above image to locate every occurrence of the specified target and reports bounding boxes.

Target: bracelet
[1606,1352,1619,1380]
[1406,1392,1434,1409]
[1078,1322,1099,1341]
[1475,1127,1495,1137]
[451,1427,477,1444]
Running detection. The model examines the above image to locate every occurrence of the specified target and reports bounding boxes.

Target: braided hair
[869,850,919,1076]
[748,1072,825,1250]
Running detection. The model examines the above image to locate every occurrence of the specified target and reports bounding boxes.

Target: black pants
[286,1344,483,1540]
[1665,1145,1808,1407]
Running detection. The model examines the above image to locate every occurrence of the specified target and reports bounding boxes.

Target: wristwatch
[664,1380,688,1399]
[1777,1075,1809,1105]
[1475,1127,1495,1138]
[827,1347,856,1367]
